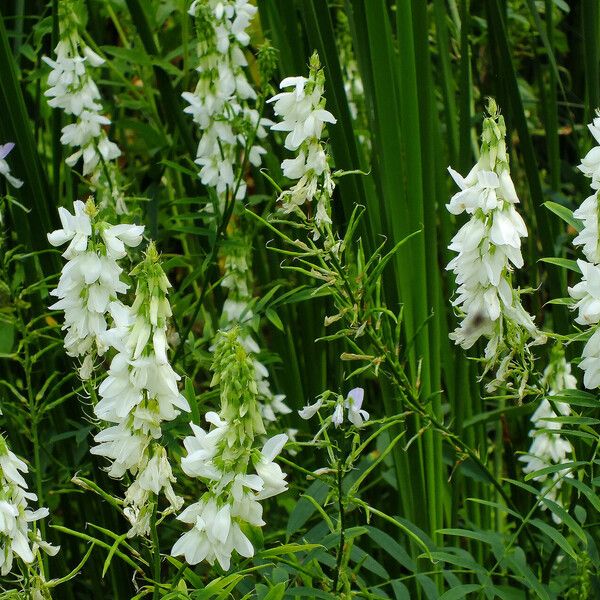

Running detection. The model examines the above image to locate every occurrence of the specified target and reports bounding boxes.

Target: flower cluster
[90,244,189,536]
[519,348,576,522]
[184,0,269,206]
[43,2,124,211]
[0,143,23,190]
[0,433,58,576]
[47,200,143,373]
[568,115,600,389]
[299,387,368,428]
[446,99,543,388]
[268,52,337,229]
[172,328,288,570]
[219,235,291,424]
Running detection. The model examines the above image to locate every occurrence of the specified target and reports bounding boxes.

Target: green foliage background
[0,0,599,598]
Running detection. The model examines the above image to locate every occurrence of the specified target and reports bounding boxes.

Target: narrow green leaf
[544,201,582,232]
[439,585,482,600]
[530,518,578,560]
[539,257,581,273]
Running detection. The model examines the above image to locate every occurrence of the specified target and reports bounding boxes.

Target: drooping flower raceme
[446,99,544,388]
[172,328,288,570]
[90,244,189,536]
[184,0,269,206]
[519,348,576,522]
[268,52,337,229]
[47,200,144,373]
[43,2,124,212]
[0,143,23,190]
[0,433,58,576]
[568,114,600,389]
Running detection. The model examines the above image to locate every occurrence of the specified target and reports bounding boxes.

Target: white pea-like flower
[48,201,143,362]
[184,0,269,208]
[568,260,600,325]
[345,387,369,427]
[569,114,600,389]
[47,200,92,258]
[572,194,600,263]
[298,398,323,420]
[331,403,344,428]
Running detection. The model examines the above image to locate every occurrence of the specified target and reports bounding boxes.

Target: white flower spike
[43,2,125,212]
[218,235,291,425]
[446,99,544,389]
[268,52,336,233]
[172,328,288,570]
[184,0,269,208]
[91,243,189,536]
[47,200,143,363]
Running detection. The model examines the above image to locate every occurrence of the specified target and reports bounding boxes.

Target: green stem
[151,501,161,600]
[172,193,236,364]
[22,307,48,577]
[332,457,346,594]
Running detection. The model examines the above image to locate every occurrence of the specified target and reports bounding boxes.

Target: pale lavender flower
[345,387,369,427]
[0,143,23,189]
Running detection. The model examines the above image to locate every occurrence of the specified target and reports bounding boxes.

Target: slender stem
[173,194,235,364]
[150,501,161,600]
[51,525,143,573]
[21,305,48,577]
[106,4,130,49]
[332,457,346,594]
[169,562,188,591]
